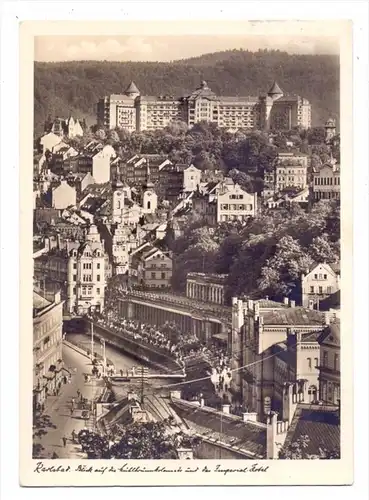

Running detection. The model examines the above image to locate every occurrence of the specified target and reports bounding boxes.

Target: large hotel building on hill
[97,80,311,132]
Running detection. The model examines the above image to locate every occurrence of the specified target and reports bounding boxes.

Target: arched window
[116,200,121,210]
[147,201,151,210]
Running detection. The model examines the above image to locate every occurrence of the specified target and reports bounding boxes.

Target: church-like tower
[142,161,158,214]
[111,173,125,224]
[325,118,337,143]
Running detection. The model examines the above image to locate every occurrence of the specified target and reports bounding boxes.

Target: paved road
[34,344,105,459]
[66,332,159,374]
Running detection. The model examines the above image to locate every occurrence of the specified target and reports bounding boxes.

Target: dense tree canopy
[77,420,201,459]
[168,201,340,302]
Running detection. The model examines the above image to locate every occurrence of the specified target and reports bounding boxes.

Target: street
[34,334,160,459]
[34,343,105,459]
[66,332,159,374]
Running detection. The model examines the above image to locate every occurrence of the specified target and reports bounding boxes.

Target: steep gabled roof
[305,261,340,276]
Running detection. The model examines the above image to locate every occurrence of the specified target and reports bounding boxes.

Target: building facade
[186,272,227,305]
[51,180,77,210]
[33,290,64,407]
[67,224,108,314]
[230,297,325,417]
[263,152,308,197]
[217,184,257,223]
[183,164,201,192]
[312,160,340,202]
[110,224,138,275]
[301,262,340,309]
[97,81,311,133]
[92,145,116,184]
[122,155,171,187]
[130,245,173,289]
[318,321,340,405]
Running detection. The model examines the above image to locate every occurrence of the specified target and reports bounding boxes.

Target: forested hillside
[34,49,339,135]
[167,200,340,302]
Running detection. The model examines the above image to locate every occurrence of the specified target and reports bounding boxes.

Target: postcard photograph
[19,17,353,487]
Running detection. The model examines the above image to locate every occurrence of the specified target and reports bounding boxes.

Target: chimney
[54,290,61,304]
[127,390,138,401]
[242,412,258,423]
[324,312,331,325]
[170,390,181,400]
[290,300,296,308]
[222,404,230,414]
[283,297,289,305]
[282,383,295,424]
[266,412,278,459]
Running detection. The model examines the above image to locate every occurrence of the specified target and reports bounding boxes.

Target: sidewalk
[34,344,106,459]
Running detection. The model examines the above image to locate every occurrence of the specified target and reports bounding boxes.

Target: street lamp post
[91,321,94,361]
[100,338,106,376]
[86,302,94,361]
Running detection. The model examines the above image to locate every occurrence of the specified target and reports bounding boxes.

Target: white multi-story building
[51,180,77,210]
[263,152,308,198]
[301,262,340,309]
[97,80,312,132]
[33,290,64,406]
[183,164,201,192]
[312,159,340,202]
[67,224,107,314]
[217,184,257,223]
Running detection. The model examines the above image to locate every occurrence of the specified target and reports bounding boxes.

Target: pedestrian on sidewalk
[77,389,81,399]
[71,429,77,443]
[62,436,67,447]
[70,407,74,416]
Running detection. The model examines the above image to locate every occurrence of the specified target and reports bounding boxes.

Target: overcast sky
[35,35,340,62]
